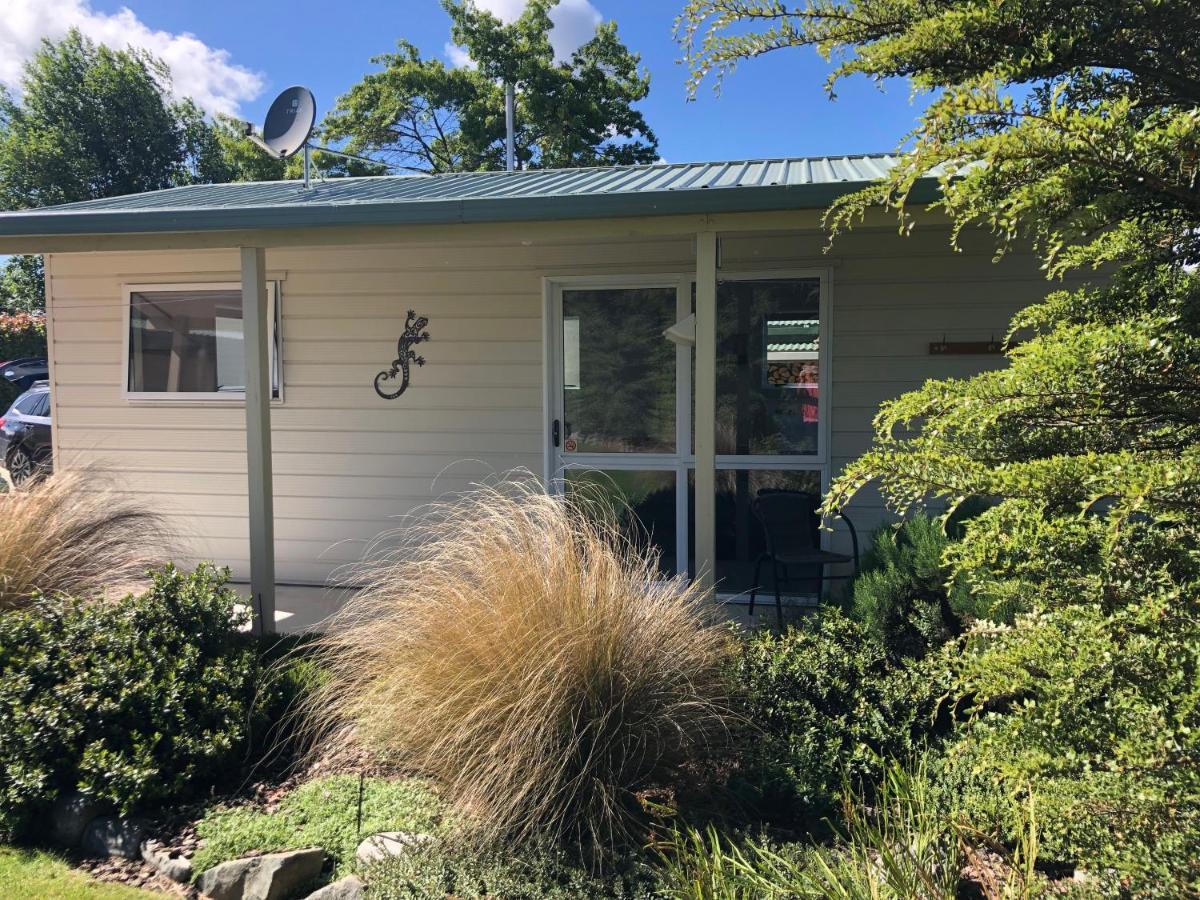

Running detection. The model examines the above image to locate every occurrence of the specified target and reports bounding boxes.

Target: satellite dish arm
[246,132,284,159]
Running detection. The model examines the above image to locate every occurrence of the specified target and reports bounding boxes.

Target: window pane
[13,393,40,415]
[565,468,677,577]
[129,290,246,393]
[688,469,823,595]
[562,288,676,454]
[715,278,821,455]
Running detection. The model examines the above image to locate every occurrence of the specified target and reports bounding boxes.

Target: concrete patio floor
[230,582,815,634]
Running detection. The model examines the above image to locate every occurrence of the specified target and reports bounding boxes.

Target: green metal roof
[0,154,938,240]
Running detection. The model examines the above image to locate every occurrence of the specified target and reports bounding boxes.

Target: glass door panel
[565,469,677,577]
[561,287,677,454]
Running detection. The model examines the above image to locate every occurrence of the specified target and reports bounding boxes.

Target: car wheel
[6,446,33,485]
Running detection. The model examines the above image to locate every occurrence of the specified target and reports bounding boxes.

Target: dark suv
[0,382,52,484]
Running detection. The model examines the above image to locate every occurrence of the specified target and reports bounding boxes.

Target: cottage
[0,156,1048,630]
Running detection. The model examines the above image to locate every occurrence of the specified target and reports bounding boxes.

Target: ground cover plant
[0,563,263,839]
[192,775,441,876]
[302,481,736,854]
[0,471,166,611]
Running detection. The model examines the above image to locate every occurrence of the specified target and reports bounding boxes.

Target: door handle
[552,419,560,447]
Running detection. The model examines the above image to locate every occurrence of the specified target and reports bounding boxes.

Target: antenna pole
[504,82,515,172]
[303,144,312,189]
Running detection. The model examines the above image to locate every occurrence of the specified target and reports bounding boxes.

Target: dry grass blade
[0,469,169,610]
[302,478,736,852]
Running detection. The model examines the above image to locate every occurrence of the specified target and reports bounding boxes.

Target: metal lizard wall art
[374,310,430,399]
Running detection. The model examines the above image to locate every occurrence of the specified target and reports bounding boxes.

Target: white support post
[694,231,718,596]
[241,247,275,635]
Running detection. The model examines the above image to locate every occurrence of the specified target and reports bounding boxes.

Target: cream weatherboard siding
[45,220,1051,586]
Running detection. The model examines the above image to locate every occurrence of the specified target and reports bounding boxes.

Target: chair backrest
[751,490,821,559]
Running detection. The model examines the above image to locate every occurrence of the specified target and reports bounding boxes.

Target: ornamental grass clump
[302,481,735,851]
[0,469,166,611]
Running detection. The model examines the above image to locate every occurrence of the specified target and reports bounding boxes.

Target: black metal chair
[748,491,860,627]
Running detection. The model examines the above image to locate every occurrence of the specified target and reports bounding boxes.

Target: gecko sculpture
[374,309,430,399]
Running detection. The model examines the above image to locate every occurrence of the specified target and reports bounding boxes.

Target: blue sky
[2,0,929,165]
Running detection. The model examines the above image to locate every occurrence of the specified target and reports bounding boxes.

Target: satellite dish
[260,86,316,158]
[239,84,387,187]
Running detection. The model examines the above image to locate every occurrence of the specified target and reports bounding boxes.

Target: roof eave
[0,179,941,244]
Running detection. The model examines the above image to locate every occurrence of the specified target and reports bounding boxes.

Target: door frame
[542,266,835,590]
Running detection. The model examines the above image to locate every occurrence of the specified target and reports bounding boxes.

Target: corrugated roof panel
[0,154,946,241]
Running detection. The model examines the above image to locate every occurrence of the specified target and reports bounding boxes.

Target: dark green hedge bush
[0,563,265,839]
[851,514,968,661]
[732,608,947,823]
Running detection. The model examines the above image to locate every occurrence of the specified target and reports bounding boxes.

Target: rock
[354,831,433,865]
[197,848,326,900]
[80,816,147,860]
[141,839,193,883]
[48,791,114,847]
[304,875,366,900]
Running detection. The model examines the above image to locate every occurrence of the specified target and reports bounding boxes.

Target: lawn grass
[192,775,442,877]
[0,846,157,899]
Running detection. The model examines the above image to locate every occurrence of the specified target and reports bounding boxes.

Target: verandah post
[241,246,276,635]
[694,231,718,596]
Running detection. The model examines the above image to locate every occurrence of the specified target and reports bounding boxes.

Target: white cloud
[0,0,264,116]
[445,0,603,68]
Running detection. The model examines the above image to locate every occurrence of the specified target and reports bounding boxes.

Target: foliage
[0,257,45,315]
[732,608,946,821]
[301,480,735,852]
[0,470,166,611]
[0,845,157,899]
[850,514,967,661]
[192,775,441,876]
[365,838,663,899]
[677,0,1200,890]
[656,762,1050,900]
[0,564,260,839]
[322,0,657,172]
[0,310,47,408]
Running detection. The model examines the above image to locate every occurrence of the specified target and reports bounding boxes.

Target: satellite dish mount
[240,85,384,188]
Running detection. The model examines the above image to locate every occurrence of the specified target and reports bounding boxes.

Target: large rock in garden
[304,875,366,900]
[141,839,193,883]
[354,831,433,865]
[197,848,326,900]
[48,791,114,847]
[80,816,147,860]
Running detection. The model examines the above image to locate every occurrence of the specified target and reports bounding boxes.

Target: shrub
[302,481,735,851]
[193,775,441,876]
[0,470,166,611]
[0,564,261,839]
[732,608,945,822]
[850,514,967,660]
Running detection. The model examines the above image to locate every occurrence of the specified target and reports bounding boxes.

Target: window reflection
[715,278,821,456]
[562,288,677,453]
[565,469,677,577]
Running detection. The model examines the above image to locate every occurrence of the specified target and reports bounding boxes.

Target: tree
[0,30,234,309]
[678,0,1200,888]
[322,0,658,173]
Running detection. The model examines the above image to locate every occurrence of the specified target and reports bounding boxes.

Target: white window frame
[121,281,282,403]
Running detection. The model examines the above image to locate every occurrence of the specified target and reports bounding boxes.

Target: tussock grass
[0,469,167,610]
[302,480,735,851]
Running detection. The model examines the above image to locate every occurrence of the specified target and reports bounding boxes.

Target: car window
[12,393,40,415]
[31,394,50,417]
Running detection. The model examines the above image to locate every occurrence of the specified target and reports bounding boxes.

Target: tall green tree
[679,0,1200,889]
[0,29,234,309]
[323,0,658,172]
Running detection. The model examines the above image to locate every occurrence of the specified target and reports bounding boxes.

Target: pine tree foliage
[679,0,1200,886]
